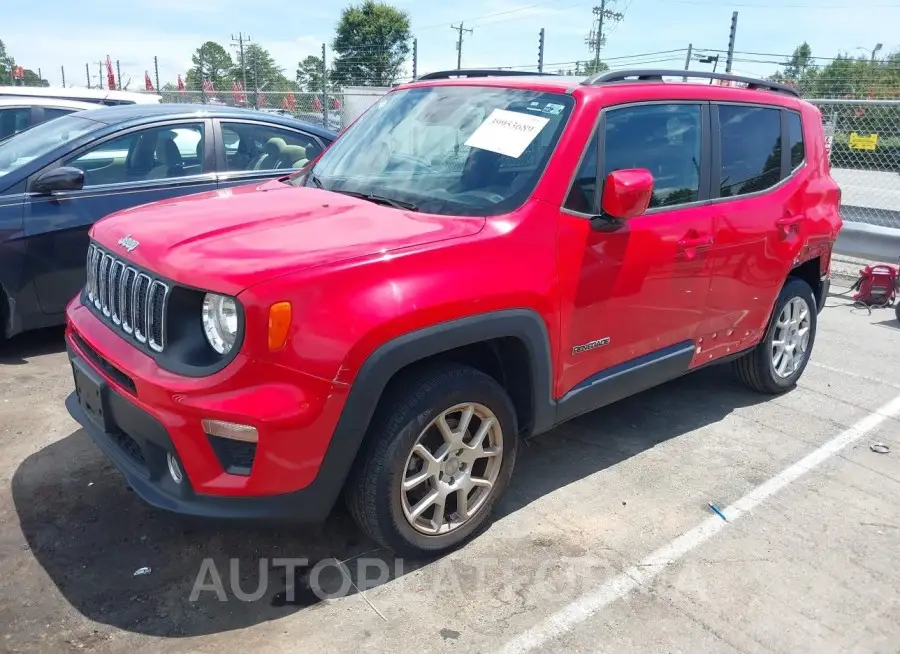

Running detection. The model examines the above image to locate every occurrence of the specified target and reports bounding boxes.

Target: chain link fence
[809,99,900,229]
[154,89,389,133]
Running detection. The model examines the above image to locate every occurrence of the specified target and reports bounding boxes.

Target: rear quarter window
[787,111,804,170]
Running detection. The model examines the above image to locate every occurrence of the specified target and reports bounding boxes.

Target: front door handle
[677,235,713,250]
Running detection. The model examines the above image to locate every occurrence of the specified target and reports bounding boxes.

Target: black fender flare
[304,309,555,514]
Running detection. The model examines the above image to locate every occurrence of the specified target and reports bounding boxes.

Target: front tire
[346,365,518,557]
[734,277,817,394]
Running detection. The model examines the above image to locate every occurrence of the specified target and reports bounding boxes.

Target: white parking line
[810,361,900,390]
[497,393,900,654]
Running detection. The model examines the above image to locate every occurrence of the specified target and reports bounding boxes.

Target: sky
[3,0,899,90]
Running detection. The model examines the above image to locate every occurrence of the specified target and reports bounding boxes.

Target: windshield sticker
[543,103,565,115]
[464,109,550,158]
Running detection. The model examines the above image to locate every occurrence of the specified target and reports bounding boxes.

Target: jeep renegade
[65,69,842,556]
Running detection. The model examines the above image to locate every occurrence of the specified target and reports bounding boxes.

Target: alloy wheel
[772,296,811,378]
[400,402,504,536]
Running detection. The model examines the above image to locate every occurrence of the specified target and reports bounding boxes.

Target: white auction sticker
[464,109,550,158]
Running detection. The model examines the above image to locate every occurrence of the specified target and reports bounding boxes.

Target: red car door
[556,101,714,408]
[700,103,807,361]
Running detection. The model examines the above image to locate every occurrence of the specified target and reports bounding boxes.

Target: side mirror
[31,166,85,195]
[600,168,654,221]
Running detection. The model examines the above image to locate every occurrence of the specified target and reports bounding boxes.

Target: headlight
[201,293,239,354]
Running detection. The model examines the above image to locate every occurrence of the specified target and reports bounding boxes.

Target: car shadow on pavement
[11,365,772,639]
[0,327,66,364]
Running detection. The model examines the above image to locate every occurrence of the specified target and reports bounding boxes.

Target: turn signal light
[268,301,292,351]
[201,419,258,443]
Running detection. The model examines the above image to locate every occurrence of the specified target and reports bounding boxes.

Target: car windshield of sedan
[0,115,98,178]
[299,85,574,216]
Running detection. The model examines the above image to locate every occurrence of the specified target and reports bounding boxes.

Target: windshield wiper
[333,190,420,212]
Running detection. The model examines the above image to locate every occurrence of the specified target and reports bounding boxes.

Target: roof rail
[415,69,557,81]
[582,69,800,98]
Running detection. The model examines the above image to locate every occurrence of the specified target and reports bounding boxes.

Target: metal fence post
[322,43,329,129]
[154,56,159,93]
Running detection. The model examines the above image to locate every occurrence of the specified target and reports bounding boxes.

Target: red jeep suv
[65,69,842,556]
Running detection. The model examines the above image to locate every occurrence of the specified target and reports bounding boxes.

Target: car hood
[91,180,485,295]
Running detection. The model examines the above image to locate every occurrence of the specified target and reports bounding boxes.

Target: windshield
[298,85,574,216]
[0,115,98,178]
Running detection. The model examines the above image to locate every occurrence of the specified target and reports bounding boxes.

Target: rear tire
[345,365,518,557]
[734,277,817,394]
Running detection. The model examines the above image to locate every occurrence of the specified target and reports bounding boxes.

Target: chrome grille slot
[99,254,112,316]
[86,245,98,303]
[148,281,169,352]
[82,243,169,353]
[110,261,125,325]
[132,274,151,344]
[120,267,137,334]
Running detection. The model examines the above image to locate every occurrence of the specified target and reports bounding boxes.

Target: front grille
[86,244,169,352]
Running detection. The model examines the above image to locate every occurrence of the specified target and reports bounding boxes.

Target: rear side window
[718,105,782,197]
[787,111,804,169]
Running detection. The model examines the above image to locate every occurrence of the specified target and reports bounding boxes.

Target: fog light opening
[167,452,184,484]
[201,419,259,443]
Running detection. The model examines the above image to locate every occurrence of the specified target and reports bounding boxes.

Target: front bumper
[65,296,351,521]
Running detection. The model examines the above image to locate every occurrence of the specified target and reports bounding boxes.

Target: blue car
[0,104,336,341]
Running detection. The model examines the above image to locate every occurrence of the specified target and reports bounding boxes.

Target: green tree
[582,60,609,76]
[186,41,233,91]
[0,39,12,83]
[297,55,325,92]
[22,69,49,87]
[234,43,285,91]
[331,1,411,87]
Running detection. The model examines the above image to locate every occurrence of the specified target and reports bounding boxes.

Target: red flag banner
[312,95,323,112]
[331,97,341,110]
[106,56,116,90]
[177,74,185,93]
[231,81,247,105]
[282,92,297,112]
[144,71,154,91]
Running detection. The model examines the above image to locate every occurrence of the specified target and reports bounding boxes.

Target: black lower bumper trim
[65,349,332,523]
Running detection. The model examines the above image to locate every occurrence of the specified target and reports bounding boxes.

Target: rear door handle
[777,215,803,237]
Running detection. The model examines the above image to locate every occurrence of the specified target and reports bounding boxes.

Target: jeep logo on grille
[118,235,139,252]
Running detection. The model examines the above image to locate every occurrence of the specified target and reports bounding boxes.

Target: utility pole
[587,0,624,73]
[231,32,251,92]
[683,43,692,81]
[451,22,473,70]
[725,11,738,73]
[61,65,66,88]
[412,38,418,80]
[538,28,545,73]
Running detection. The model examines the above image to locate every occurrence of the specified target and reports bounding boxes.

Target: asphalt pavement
[1,285,899,653]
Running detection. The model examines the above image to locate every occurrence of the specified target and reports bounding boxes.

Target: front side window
[221,123,324,172]
[719,105,782,197]
[564,135,599,214]
[0,114,98,178]
[603,103,702,209]
[298,86,574,216]
[64,123,205,186]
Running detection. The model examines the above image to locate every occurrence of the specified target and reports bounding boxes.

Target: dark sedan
[0,104,336,340]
